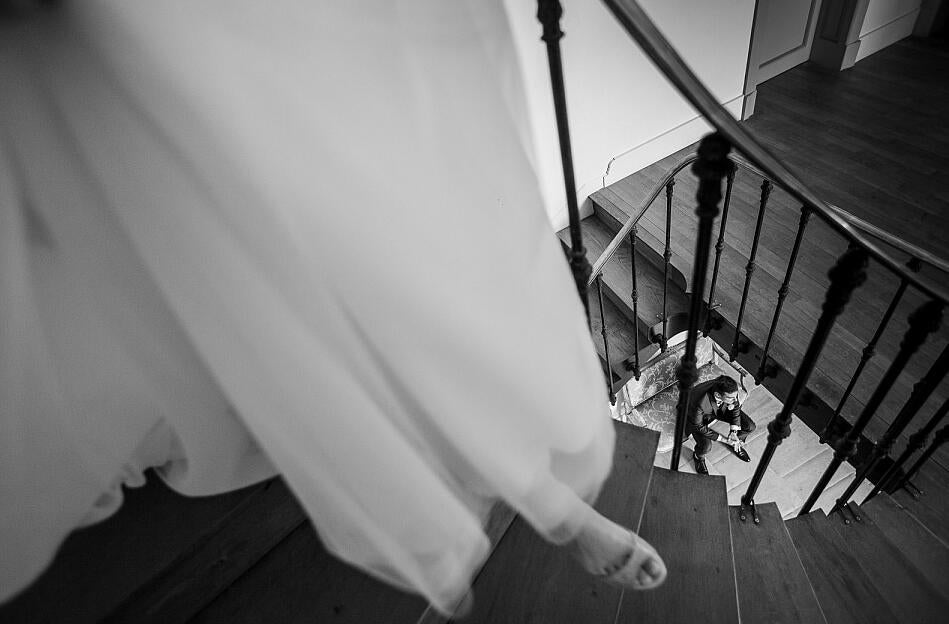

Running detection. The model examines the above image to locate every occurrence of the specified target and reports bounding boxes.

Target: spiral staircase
[2,2,947,623]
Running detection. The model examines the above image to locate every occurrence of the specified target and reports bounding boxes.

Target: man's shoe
[731,445,752,463]
[694,455,709,475]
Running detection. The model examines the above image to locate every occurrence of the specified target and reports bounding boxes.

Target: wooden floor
[592,37,949,467]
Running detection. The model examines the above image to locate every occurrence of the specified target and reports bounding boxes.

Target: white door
[749,0,824,84]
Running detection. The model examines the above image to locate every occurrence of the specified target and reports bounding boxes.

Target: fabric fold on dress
[0,1,614,613]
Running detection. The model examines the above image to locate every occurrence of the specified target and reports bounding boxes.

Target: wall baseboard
[810,36,862,71]
[550,96,745,232]
[597,95,745,192]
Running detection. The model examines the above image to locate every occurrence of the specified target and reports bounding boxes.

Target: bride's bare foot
[566,508,667,590]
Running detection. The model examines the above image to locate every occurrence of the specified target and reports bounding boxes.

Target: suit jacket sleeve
[690,393,720,440]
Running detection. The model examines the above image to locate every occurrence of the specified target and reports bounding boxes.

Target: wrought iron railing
[537,0,949,524]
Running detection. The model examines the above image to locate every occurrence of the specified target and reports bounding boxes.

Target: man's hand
[726,430,742,451]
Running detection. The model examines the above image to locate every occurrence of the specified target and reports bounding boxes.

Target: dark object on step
[694,454,709,475]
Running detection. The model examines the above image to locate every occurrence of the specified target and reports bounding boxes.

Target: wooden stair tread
[591,186,689,293]
[861,493,949,602]
[784,511,898,624]
[617,469,738,624]
[104,478,307,624]
[825,504,949,624]
[461,421,659,623]
[787,470,872,518]
[728,502,826,624]
[589,280,648,373]
[190,520,427,624]
[609,153,945,348]
[0,474,268,624]
[769,420,831,478]
[890,462,949,546]
[592,158,949,450]
[560,216,691,340]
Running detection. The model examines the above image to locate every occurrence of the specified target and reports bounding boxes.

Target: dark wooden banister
[598,0,949,307]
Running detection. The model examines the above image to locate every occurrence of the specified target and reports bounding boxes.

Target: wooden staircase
[589,149,949,466]
[459,420,948,624]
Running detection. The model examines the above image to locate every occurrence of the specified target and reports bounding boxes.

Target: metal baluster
[820,258,922,442]
[705,168,735,335]
[740,247,869,523]
[660,179,675,351]
[756,206,811,382]
[730,178,772,360]
[893,424,949,493]
[537,0,592,321]
[834,315,947,510]
[629,226,642,379]
[595,274,616,403]
[672,133,734,471]
[800,298,943,517]
[872,395,949,499]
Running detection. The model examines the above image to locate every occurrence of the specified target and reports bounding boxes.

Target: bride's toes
[637,550,667,588]
[603,532,667,590]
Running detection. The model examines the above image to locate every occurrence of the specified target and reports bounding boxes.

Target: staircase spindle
[834,313,946,509]
[671,133,734,471]
[537,0,592,322]
[893,424,949,492]
[595,274,616,403]
[872,395,949,499]
[660,179,675,351]
[704,168,735,335]
[820,258,921,442]
[730,178,772,360]
[629,226,642,379]
[756,205,811,382]
[800,298,943,516]
[741,247,869,523]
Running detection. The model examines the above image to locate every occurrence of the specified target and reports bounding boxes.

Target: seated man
[688,375,755,475]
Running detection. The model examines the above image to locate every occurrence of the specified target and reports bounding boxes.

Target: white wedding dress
[0,1,614,614]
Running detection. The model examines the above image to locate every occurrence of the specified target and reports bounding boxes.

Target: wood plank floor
[729,502,826,624]
[0,475,270,624]
[784,511,898,624]
[592,37,949,470]
[862,492,949,601]
[826,504,948,623]
[461,423,658,624]
[619,469,739,624]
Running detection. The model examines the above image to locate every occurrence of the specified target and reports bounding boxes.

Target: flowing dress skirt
[0,1,614,612]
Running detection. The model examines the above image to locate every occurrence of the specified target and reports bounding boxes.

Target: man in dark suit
[689,375,755,475]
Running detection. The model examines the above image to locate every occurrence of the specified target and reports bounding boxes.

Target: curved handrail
[591,151,949,282]
[588,153,697,285]
[599,0,949,305]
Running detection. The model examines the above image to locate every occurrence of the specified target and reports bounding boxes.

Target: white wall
[503,0,756,232]
[856,0,922,61]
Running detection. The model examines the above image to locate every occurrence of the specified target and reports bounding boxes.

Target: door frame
[741,0,825,119]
